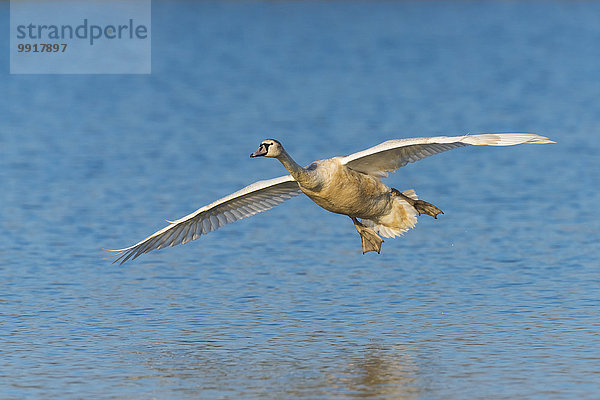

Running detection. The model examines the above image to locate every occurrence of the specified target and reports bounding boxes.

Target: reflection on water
[329,344,419,399]
[137,340,421,399]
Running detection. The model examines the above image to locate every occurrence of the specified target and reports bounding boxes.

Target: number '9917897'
[17,43,67,52]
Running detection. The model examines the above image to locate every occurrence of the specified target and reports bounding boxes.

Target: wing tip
[515,133,555,145]
[102,246,139,265]
[103,250,127,265]
[464,133,555,146]
[528,135,555,144]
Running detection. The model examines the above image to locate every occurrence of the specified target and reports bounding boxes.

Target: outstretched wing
[107,175,301,264]
[341,133,554,178]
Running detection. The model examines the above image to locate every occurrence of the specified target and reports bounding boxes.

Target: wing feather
[107,175,301,264]
[341,133,554,178]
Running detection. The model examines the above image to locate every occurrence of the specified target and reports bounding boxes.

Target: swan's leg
[350,217,383,254]
[391,188,444,219]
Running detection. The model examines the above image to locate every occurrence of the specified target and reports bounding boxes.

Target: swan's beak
[250,146,267,158]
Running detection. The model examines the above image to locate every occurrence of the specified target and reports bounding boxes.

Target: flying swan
[108,133,553,263]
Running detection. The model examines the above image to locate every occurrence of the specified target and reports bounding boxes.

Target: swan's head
[250,139,283,158]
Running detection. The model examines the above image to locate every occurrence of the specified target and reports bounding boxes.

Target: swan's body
[108,133,553,263]
[296,158,390,217]
[295,157,418,239]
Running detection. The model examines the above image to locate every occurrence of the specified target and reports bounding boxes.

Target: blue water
[2,1,599,399]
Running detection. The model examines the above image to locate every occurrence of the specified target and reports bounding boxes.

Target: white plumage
[108,133,553,263]
[109,176,301,264]
[341,133,552,178]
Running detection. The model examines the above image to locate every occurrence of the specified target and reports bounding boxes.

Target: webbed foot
[413,200,444,219]
[350,217,383,254]
[390,188,444,219]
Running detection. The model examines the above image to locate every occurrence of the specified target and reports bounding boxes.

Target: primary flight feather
[107,133,553,263]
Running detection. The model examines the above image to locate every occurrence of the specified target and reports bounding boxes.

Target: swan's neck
[276,149,314,186]
[276,149,304,177]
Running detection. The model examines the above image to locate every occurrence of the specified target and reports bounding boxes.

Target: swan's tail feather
[362,189,419,238]
[401,189,418,201]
